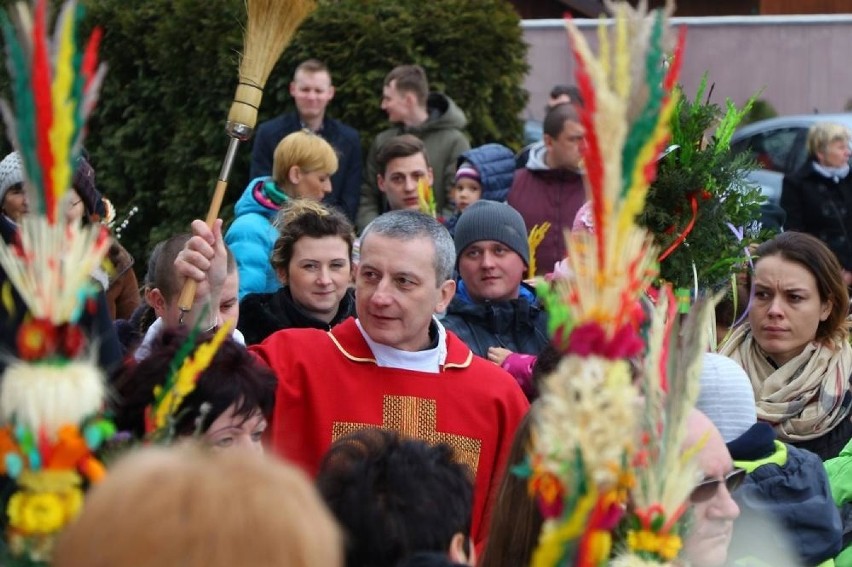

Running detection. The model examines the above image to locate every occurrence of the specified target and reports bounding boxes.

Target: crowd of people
[3,50,852,567]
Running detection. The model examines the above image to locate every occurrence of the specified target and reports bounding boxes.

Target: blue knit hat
[453,201,529,266]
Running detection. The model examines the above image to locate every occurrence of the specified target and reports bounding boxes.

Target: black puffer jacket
[238,285,356,346]
[441,282,549,359]
[781,161,852,269]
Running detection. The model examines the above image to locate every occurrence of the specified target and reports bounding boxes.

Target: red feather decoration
[31,0,55,221]
[81,26,102,89]
[566,18,605,268]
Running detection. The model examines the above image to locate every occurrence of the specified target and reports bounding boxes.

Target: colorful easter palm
[523,2,715,566]
[0,0,111,563]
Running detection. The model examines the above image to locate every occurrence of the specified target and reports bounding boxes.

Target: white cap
[0,152,24,205]
[695,353,757,443]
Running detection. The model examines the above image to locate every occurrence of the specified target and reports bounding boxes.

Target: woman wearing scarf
[720,231,852,460]
[781,122,852,286]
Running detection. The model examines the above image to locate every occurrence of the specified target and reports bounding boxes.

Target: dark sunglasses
[690,468,746,503]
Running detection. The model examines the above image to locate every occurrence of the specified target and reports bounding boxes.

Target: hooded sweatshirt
[357,92,470,231]
[507,142,585,276]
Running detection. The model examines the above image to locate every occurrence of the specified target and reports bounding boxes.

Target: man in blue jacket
[250,59,361,222]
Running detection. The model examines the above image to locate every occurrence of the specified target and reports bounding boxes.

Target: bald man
[682,410,742,567]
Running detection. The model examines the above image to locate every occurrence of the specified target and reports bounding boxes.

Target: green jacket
[824,436,852,567]
[356,92,470,231]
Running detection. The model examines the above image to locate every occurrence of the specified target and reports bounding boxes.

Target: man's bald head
[682,410,741,567]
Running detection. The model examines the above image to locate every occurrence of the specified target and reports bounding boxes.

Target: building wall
[521,15,852,122]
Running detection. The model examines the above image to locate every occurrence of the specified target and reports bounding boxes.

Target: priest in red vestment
[251,210,530,547]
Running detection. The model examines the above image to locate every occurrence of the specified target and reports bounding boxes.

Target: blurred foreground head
[53,444,342,567]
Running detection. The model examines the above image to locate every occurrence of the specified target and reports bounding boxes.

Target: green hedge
[57,0,528,273]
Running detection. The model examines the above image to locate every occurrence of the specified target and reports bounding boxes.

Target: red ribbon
[659,194,699,262]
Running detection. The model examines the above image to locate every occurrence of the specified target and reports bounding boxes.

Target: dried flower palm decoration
[0,0,111,563]
[520,1,717,566]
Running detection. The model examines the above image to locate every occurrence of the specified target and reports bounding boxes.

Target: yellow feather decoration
[153,321,233,430]
[48,2,78,209]
[527,222,551,278]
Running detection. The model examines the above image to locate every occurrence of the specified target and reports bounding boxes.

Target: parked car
[524,118,543,145]
[730,113,852,205]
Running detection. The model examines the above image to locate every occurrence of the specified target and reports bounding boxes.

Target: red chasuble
[250,317,530,546]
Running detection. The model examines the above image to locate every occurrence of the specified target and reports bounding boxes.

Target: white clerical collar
[355,317,447,373]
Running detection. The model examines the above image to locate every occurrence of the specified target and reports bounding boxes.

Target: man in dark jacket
[508,102,586,276]
[442,201,549,399]
[357,64,470,231]
[697,353,842,566]
[250,59,361,222]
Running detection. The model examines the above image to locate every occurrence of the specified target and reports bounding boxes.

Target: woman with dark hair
[113,328,276,452]
[238,200,356,345]
[720,231,852,460]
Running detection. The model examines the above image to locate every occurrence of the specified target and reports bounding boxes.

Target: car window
[731,127,802,173]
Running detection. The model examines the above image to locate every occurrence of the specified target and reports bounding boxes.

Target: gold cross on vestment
[332,395,482,475]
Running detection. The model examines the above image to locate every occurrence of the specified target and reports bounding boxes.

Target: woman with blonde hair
[720,231,852,460]
[780,121,852,284]
[53,444,343,567]
[225,129,339,299]
[238,199,356,345]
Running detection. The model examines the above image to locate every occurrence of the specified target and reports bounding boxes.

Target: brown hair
[479,410,541,567]
[147,234,235,302]
[270,200,354,277]
[753,231,849,344]
[384,64,429,107]
[376,134,430,175]
[543,102,580,139]
[54,445,343,567]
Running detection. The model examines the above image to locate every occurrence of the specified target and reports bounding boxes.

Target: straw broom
[178,0,316,312]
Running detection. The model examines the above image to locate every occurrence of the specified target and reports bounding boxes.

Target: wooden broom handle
[177,137,242,314]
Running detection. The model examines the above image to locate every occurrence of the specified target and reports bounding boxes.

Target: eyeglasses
[690,468,746,503]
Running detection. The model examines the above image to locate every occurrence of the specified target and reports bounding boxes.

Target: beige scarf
[719,324,852,442]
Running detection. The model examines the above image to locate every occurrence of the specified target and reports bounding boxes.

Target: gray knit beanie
[695,353,757,443]
[453,201,529,266]
[0,151,24,205]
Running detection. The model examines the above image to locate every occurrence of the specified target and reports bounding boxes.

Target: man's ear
[435,279,456,314]
[276,267,288,285]
[377,174,387,194]
[327,85,336,101]
[146,288,167,319]
[448,533,475,566]
[288,81,297,98]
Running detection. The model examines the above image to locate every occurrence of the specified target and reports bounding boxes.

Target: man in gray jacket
[357,65,470,231]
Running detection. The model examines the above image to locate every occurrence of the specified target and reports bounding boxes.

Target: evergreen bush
[639,77,770,293]
[73,0,528,271]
